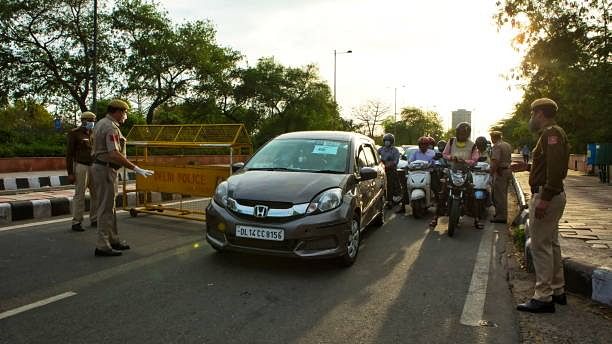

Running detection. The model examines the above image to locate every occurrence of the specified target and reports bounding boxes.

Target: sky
[158,0,524,138]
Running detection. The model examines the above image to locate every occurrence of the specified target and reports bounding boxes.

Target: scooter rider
[436,122,482,229]
[410,136,436,163]
[475,136,491,164]
[378,133,402,208]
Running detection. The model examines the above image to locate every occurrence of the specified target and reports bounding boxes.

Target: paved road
[0,209,518,343]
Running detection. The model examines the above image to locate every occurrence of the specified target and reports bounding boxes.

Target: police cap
[80,111,96,120]
[489,130,503,140]
[108,99,129,111]
[530,98,558,111]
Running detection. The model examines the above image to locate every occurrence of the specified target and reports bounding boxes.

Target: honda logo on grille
[253,205,269,218]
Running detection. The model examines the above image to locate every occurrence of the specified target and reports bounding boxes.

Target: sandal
[474,221,484,229]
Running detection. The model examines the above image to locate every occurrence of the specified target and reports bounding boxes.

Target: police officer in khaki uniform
[66,111,97,231]
[489,131,512,223]
[516,98,569,313]
[92,99,154,257]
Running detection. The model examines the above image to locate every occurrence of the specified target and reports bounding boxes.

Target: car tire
[338,216,360,267]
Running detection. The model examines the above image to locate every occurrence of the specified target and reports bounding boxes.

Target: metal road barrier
[123,124,252,221]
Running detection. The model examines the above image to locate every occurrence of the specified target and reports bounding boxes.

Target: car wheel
[338,216,360,267]
[371,195,385,227]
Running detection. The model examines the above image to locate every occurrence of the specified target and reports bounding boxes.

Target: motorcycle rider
[435,122,483,229]
[410,136,436,163]
[378,133,402,208]
[475,136,491,164]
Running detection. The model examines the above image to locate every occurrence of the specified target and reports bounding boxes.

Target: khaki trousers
[92,164,119,250]
[492,169,511,220]
[529,192,566,302]
[72,163,97,225]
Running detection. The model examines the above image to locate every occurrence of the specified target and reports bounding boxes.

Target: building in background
[451,109,472,129]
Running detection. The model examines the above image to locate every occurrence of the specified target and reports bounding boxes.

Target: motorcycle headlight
[451,171,466,186]
[306,188,343,214]
[213,181,229,207]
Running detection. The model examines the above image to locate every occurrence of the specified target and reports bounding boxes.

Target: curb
[0,191,180,225]
[511,173,612,306]
[0,172,136,192]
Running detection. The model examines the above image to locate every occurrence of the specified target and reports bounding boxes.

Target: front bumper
[205,200,352,259]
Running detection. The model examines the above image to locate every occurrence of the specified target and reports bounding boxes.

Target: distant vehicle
[205,131,386,266]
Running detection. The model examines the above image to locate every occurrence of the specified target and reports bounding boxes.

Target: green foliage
[512,225,527,251]
[383,107,445,145]
[495,0,611,152]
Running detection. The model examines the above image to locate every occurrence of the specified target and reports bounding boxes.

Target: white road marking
[460,227,494,326]
[0,291,77,320]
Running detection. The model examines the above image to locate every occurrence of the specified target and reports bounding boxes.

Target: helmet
[437,140,447,152]
[382,133,395,145]
[417,136,428,145]
[426,136,436,147]
[455,122,471,136]
[475,136,488,147]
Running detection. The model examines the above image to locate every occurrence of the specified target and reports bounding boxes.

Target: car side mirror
[400,154,407,161]
[359,167,378,181]
[231,162,245,173]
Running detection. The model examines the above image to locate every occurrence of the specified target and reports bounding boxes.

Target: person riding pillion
[378,133,402,206]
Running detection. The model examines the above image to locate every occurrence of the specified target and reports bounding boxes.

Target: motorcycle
[406,160,433,218]
[471,161,491,220]
[445,164,471,237]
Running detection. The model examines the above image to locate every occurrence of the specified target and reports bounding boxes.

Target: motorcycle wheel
[448,198,461,237]
[411,199,425,219]
[478,199,488,220]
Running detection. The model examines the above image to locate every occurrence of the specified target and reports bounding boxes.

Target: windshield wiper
[308,169,345,174]
[247,167,299,172]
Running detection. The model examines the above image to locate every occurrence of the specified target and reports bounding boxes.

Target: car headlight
[451,171,466,186]
[306,188,343,214]
[213,181,229,207]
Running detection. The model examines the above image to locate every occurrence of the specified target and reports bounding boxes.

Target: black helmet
[475,136,488,147]
[455,122,471,136]
[382,133,395,145]
[437,139,447,151]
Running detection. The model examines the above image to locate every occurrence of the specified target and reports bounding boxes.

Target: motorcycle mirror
[477,156,487,162]
[400,154,407,161]
[433,152,442,160]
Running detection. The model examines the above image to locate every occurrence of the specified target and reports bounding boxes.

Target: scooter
[406,160,433,218]
[471,161,491,220]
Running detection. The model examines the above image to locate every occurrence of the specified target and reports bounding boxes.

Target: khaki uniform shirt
[491,139,512,172]
[92,114,126,162]
[66,127,94,175]
[529,124,569,201]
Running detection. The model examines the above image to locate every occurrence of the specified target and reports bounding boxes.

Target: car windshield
[246,138,349,173]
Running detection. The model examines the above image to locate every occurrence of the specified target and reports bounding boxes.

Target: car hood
[227,170,350,204]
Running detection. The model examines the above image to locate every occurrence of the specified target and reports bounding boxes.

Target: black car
[205,131,386,266]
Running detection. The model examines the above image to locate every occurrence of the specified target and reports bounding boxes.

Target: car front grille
[229,236,297,252]
[234,199,294,209]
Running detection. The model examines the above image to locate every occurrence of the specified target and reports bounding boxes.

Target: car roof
[275,131,373,143]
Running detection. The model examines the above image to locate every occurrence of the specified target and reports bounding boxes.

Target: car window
[245,138,349,173]
[363,145,378,167]
[357,148,368,170]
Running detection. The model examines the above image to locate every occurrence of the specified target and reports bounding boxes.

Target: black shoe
[553,294,567,305]
[111,242,131,250]
[490,219,507,224]
[474,221,484,229]
[71,223,85,232]
[517,299,555,313]
[94,248,122,257]
[90,221,97,228]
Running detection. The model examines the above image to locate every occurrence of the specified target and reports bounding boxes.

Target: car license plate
[235,225,284,241]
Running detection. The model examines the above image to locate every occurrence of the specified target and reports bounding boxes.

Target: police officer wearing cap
[66,111,97,232]
[91,99,154,257]
[516,97,569,313]
[489,131,512,223]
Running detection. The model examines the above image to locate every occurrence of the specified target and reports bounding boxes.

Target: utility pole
[91,0,98,111]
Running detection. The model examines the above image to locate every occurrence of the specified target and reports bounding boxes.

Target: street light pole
[91,0,98,111]
[333,49,352,104]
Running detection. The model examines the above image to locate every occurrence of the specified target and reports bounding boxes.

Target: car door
[355,146,372,223]
[362,143,383,222]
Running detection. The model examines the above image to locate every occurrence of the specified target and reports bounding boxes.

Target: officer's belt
[76,160,92,166]
[531,185,563,195]
[94,159,121,170]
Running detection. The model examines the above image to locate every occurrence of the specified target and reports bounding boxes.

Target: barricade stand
[123,124,252,221]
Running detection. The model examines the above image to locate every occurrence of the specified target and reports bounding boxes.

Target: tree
[0,0,117,112]
[352,100,389,137]
[383,106,444,145]
[495,0,611,152]
[112,0,240,124]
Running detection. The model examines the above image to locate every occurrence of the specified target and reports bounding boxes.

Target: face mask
[384,141,391,147]
[84,122,95,130]
[528,116,539,133]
